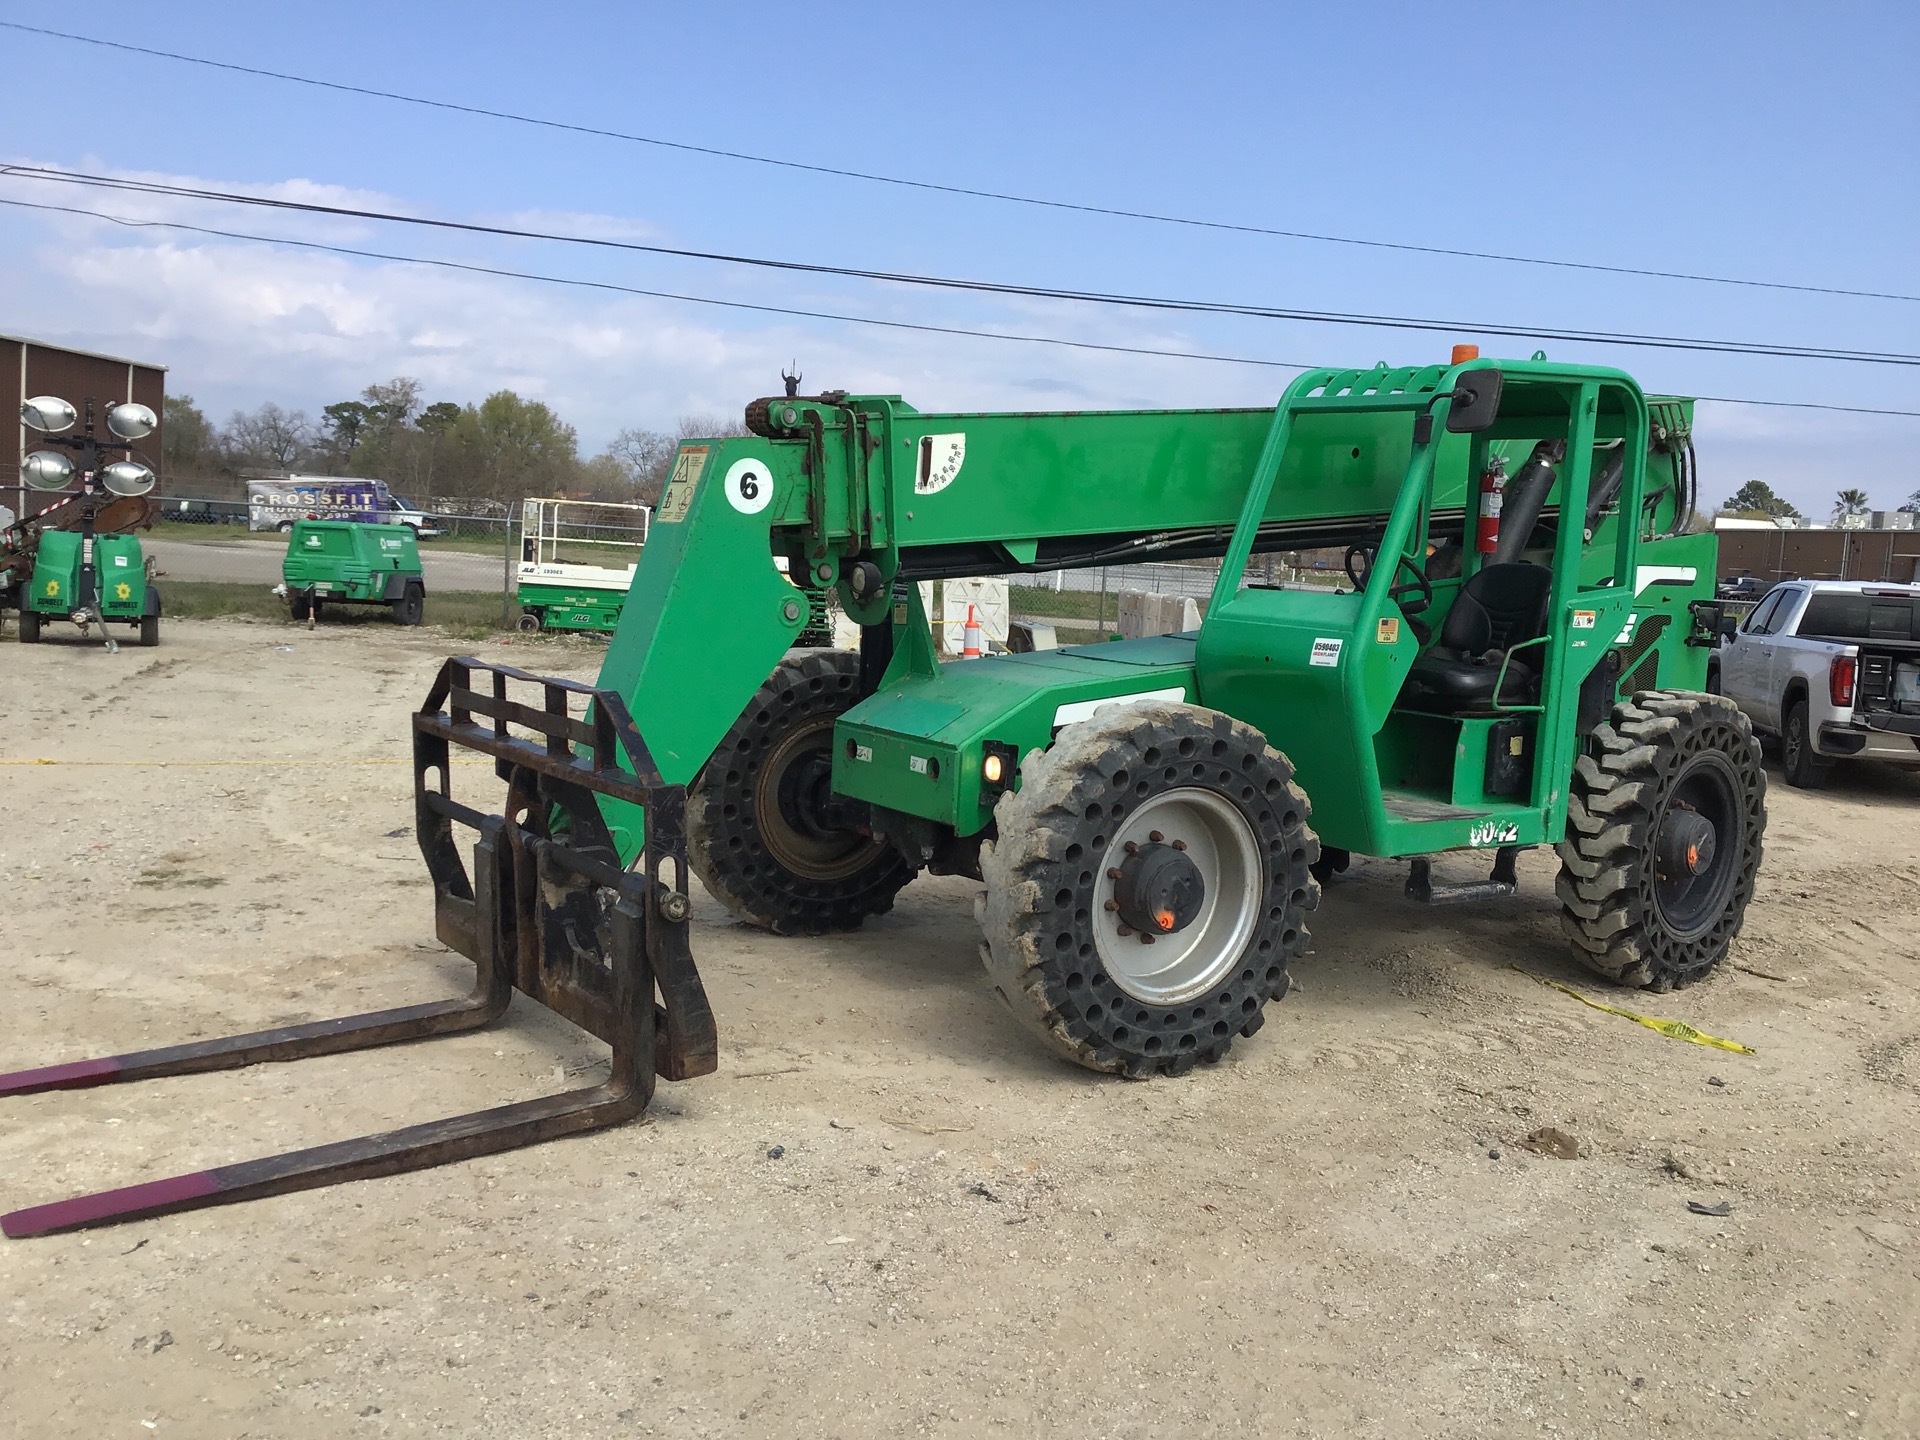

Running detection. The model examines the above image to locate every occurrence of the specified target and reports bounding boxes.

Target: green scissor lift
[514,498,649,633]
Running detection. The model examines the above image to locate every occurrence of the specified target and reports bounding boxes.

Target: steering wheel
[1343,542,1434,644]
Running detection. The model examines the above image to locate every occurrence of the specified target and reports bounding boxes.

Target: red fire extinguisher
[1475,454,1507,555]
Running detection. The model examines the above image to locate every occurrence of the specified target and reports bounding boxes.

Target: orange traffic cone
[962,603,983,658]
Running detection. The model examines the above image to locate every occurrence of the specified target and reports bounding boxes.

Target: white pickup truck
[1709,580,1920,787]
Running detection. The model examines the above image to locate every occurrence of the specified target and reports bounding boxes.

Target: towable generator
[0,355,1767,1234]
[280,519,426,626]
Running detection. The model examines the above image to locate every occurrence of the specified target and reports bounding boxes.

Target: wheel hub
[1093,788,1262,1008]
[1112,841,1206,936]
[754,716,887,881]
[1656,808,1717,880]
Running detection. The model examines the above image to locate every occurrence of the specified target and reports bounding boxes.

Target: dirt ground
[2,617,1917,1439]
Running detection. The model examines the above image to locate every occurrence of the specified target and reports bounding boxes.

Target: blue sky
[1,0,1914,514]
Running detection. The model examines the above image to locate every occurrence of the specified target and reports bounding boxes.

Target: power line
[7,165,1919,371]
[4,18,1915,308]
[6,195,1916,420]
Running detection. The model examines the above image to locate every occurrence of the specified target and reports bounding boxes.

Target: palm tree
[1833,487,1871,522]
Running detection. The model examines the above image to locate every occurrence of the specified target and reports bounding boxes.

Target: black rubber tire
[18,609,41,643]
[1780,698,1830,790]
[139,612,159,647]
[289,592,311,622]
[392,583,425,627]
[977,702,1319,1077]
[687,649,915,934]
[516,610,542,633]
[1704,659,1720,695]
[277,521,294,534]
[1557,690,1767,992]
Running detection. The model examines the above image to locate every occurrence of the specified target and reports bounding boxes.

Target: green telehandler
[0,353,1766,1235]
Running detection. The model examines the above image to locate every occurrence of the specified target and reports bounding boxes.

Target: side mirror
[1720,614,1740,638]
[1445,369,1504,433]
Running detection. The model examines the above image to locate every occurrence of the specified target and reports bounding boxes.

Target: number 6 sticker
[724,457,773,515]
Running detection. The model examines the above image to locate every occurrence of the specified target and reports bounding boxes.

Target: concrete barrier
[1117,590,1202,640]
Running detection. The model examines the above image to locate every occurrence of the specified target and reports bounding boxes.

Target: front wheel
[18,609,41,643]
[139,613,159,647]
[516,610,542,633]
[978,702,1319,1077]
[1781,699,1830,789]
[687,650,915,933]
[1557,691,1767,992]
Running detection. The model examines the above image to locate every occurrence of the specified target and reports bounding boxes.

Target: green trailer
[19,529,159,646]
[282,520,426,626]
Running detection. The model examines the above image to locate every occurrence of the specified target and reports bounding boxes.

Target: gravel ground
[1,618,1917,1439]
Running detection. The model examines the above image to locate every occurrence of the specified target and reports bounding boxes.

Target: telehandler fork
[0,663,715,1236]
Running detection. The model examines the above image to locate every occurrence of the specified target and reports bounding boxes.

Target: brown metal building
[1716,522,1920,585]
[4,334,165,519]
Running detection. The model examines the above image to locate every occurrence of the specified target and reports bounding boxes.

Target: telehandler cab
[0,354,1765,1234]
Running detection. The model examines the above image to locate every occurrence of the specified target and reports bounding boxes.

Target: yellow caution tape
[1509,965,1756,1055]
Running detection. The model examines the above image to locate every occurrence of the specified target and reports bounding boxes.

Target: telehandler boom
[0,354,1764,1232]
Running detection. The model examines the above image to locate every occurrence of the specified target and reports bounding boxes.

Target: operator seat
[1400,562,1553,712]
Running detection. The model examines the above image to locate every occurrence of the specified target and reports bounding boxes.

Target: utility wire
[6,196,1916,419]
[5,165,1917,370]
[5,19,1914,307]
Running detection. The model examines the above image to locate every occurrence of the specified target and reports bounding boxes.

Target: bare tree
[223,402,317,471]
[603,415,748,508]
[604,427,677,507]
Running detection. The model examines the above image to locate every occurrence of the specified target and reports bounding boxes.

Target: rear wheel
[392,583,425,626]
[978,702,1319,1077]
[516,609,542,632]
[688,650,914,934]
[1781,698,1830,789]
[1557,691,1766,992]
[289,591,311,622]
[18,609,41,643]
[139,613,159,647]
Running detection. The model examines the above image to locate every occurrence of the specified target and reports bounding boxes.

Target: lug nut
[1138,933,1156,945]
[1122,841,1139,855]
[1115,923,1133,937]
[1148,830,1164,843]
[1171,839,1187,851]
[1103,899,1119,912]
[1106,867,1123,881]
